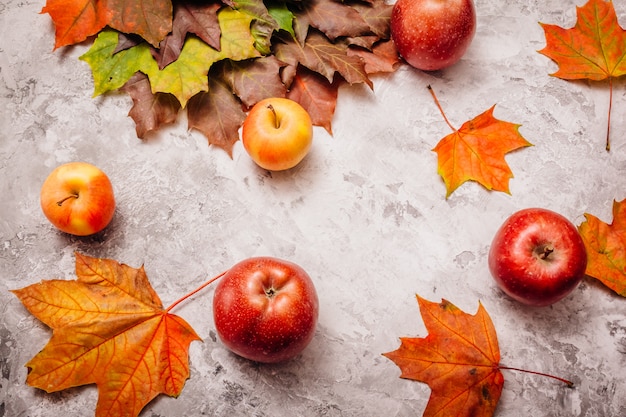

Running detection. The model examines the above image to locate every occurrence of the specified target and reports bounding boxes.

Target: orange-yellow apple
[242,98,313,171]
[40,162,116,236]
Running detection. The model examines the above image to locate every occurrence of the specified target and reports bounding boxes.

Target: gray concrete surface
[2,0,626,416]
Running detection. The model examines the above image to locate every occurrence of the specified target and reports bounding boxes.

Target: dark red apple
[390,0,476,71]
[488,208,587,307]
[213,257,319,363]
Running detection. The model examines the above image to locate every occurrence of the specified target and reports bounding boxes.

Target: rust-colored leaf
[578,199,626,296]
[219,56,287,108]
[348,39,400,75]
[11,252,201,417]
[384,295,504,417]
[152,0,222,69]
[287,66,340,135]
[187,69,247,156]
[274,30,373,89]
[106,0,173,47]
[121,72,182,138]
[293,0,372,43]
[538,0,626,151]
[430,88,532,197]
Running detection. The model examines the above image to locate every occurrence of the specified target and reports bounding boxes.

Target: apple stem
[427,85,457,132]
[499,365,574,388]
[166,270,228,313]
[267,104,280,129]
[56,193,79,206]
[265,287,276,298]
[537,245,554,260]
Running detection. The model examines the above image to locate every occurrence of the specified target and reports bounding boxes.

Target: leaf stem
[499,365,574,388]
[166,270,228,313]
[427,85,457,132]
[606,77,613,152]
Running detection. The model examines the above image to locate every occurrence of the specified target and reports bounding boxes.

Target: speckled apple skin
[213,257,319,363]
[488,208,587,307]
[390,0,476,71]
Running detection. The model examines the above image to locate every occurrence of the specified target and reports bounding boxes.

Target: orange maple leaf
[538,0,626,150]
[41,0,111,49]
[578,199,626,296]
[383,295,504,417]
[41,0,172,49]
[384,296,574,417]
[429,87,532,198]
[11,252,201,417]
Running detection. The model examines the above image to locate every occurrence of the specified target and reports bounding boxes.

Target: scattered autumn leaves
[13,198,626,417]
[14,0,626,416]
[14,253,580,417]
[10,200,626,417]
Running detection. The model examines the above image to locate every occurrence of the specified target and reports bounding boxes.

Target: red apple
[488,208,587,307]
[241,97,313,171]
[390,0,476,71]
[40,162,116,236]
[213,257,319,363]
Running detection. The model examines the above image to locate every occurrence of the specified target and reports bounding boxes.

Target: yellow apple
[40,162,116,236]
[241,98,313,171]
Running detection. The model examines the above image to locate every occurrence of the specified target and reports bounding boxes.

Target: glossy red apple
[488,208,587,307]
[213,257,319,363]
[241,97,313,171]
[390,0,476,71]
[40,162,116,236]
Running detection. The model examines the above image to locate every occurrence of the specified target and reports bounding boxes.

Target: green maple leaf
[144,36,217,107]
[81,8,261,107]
[79,31,153,97]
[267,0,296,37]
[232,0,280,55]
[146,8,261,106]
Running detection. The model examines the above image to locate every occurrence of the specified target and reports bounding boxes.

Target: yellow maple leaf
[11,252,201,417]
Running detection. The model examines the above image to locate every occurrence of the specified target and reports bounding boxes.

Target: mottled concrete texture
[2,0,626,416]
